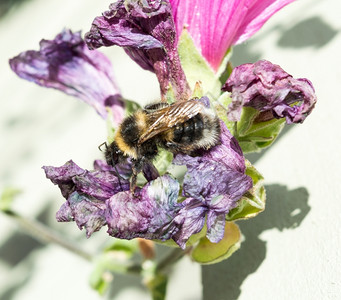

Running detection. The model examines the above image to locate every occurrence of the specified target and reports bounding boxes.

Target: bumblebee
[104,98,221,192]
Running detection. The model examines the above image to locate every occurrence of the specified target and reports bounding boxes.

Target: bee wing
[138,99,203,145]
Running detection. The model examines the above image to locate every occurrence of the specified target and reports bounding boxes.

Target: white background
[0,0,340,299]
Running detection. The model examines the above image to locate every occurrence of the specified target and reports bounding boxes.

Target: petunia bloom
[85,0,191,101]
[222,60,317,124]
[169,0,296,71]
[9,29,124,122]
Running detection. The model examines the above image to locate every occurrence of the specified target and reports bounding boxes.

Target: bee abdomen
[173,114,204,143]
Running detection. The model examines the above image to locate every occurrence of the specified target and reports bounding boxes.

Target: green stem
[156,247,190,273]
[3,209,93,261]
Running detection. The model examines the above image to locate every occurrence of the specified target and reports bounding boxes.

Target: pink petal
[170,0,296,71]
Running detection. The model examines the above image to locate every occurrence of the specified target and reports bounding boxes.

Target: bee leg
[130,173,137,194]
[130,158,144,195]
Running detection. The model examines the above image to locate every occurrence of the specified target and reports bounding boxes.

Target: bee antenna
[98,142,108,152]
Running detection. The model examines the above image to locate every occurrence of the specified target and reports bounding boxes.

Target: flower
[43,120,252,249]
[43,160,184,241]
[9,29,124,122]
[85,0,191,101]
[172,121,252,247]
[9,1,309,251]
[222,60,317,123]
[169,0,296,71]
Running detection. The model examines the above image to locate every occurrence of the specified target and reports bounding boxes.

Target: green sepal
[191,81,205,99]
[214,91,235,133]
[105,99,141,143]
[217,49,233,85]
[146,273,168,300]
[226,160,266,221]
[124,98,141,116]
[165,84,177,104]
[89,239,139,295]
[0,187,21,212]
[191,222,241,264]
[177,29,222,98]
[236,107,285,153]
[153,149,174,175]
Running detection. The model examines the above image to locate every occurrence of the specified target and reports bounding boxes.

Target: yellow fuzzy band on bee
[135,111,148,133]
[115,131,138,159]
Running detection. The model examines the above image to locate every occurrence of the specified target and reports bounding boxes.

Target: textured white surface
[0,0,340,299]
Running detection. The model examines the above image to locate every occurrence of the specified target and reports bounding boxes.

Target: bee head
[104,141,124,166]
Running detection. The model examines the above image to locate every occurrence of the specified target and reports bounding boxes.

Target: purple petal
[173,121,252,214]
[170,0,295,71]
[56,202,73,222]
[93,159,132,180]
[72,170,130,201]
[174,121,251,178]
[66,192,107,237]
[222,60,317,123]
[43,160,129,200]
[106,174,182,241]
[9,29,123,121]
[85,0,190,100]
[42,160,85,199]
[172,198,207,249]
[142,161,160,182]
[206,212,226,243]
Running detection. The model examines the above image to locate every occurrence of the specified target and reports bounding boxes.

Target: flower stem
[3,209,93,261]
[155,247,190,273]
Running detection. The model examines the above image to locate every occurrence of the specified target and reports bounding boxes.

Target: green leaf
[226,160,266,221]
[177,29,222,98]
[236,107,286,153]
[191,222,241,264]
[0,187,21,212]
[146,273,168,300]
[89,239,140,295]
[89,268,113,296]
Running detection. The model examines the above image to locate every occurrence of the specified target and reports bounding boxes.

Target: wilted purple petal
[174,121,252,202]
[172,198,207,249]
[44,160,130,237]
[93,159,132,180]
[172,122,252,246]
[170,0,295,71]
[9,29,124,121]
[106,174,182,241]
[222,60,317,123]
[42,160,85,199]
[67,192,107,237]
[142,161,160,182]
[72,170,130,201]
[206,212,225,243]
[56,202,73,222]
[85,0,190,100]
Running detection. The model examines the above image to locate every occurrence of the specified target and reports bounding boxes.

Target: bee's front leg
[130,158,144,195]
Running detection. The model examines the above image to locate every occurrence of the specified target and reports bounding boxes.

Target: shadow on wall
[0,205,52,300]
[202,184,310,300]
[0,0,32,18]
[231,15,338,67]
[277,16,338,49]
